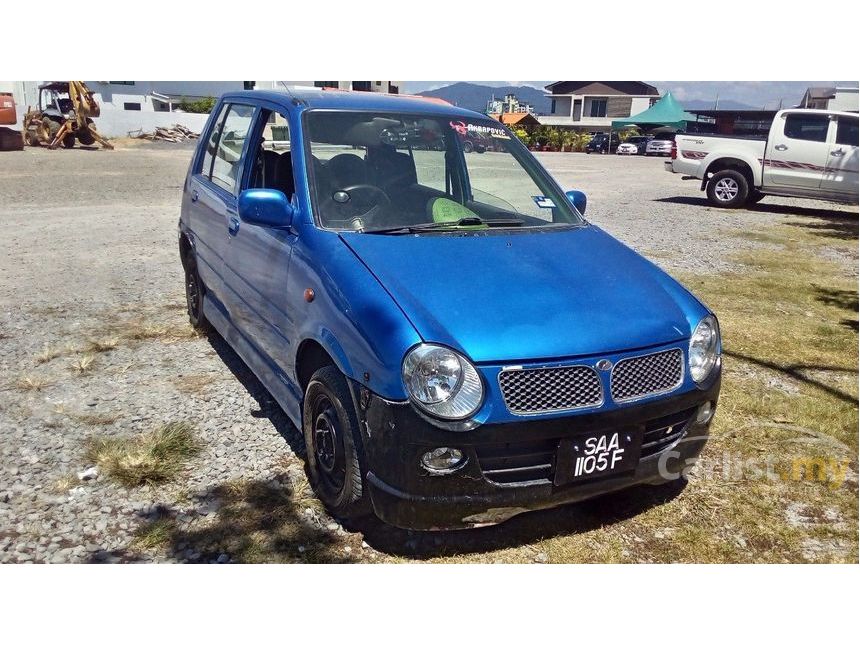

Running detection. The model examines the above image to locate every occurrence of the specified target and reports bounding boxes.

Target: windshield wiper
[365,216,524,235]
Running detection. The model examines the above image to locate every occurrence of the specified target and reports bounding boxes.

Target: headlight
[402,344,483,419]
[689,315,720,383]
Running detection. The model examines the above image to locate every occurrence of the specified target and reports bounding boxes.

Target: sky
[400,81,859,109]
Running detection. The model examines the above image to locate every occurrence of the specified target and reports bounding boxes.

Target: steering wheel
[324,184,391,229]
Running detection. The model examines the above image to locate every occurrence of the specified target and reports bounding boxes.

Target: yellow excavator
[22,81,113,149]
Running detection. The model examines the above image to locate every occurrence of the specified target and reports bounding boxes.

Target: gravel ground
[0,144,856,563]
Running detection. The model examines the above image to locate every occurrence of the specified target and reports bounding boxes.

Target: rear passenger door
[223,107,298,376]
[764,112,830,189]
[820,115,859,198]
[187,102,257,315]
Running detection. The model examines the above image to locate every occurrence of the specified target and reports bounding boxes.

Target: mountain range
[417,82,756,114]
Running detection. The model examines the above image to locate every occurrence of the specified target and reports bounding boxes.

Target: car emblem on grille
[596,359,613,371]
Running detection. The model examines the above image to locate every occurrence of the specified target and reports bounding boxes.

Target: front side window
[784,113,829,143]
[836,116,859,146]
[303,111,583,233]
[210,103,255,195]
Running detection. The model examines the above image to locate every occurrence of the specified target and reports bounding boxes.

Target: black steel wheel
[302,366,369,520]
[183,252,210,332]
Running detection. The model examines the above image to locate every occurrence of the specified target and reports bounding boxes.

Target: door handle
[774,144,788,151]
[830,148,845,157]
[228,216,240,236]
[191,189,199,203]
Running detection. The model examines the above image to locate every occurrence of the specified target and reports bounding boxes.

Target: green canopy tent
[611,91,696,132]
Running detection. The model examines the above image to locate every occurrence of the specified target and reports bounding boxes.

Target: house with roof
[799,86,858,112]
[490,112,541,128]
[539,81,660,131]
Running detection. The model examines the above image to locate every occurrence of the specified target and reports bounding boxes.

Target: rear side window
[210,104,256,195]
[836,116,859,146]
[199,103,229,179]
[784,113,829,143]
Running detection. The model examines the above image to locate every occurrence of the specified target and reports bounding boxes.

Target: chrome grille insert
[610,348,684,403]
[499,365,603,415]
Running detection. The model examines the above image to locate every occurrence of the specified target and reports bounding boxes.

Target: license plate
[554,428,643,486]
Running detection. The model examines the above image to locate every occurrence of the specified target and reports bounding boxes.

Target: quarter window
[783,113,829,143]
[199,103,230,179]
[835,116,859,146]
[210,104,255,195]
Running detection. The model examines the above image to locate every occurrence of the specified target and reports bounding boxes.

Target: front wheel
[62,134,76,148]
[462,140,474,153]
[302,366,370,520]
[706,169,750,208]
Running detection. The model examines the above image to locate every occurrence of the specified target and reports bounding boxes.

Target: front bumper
[351,376,720,530]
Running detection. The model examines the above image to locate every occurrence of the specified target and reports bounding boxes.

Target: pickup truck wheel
[183,253,211,332]
[303,366,370,520]
[706,169,749,208]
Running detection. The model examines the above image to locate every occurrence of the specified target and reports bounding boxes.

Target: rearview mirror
[238,189,294,228]
[565,189,587,215]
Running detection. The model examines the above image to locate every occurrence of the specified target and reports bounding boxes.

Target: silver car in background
[645,134,675,156]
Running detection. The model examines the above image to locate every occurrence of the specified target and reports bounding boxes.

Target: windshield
[303,110,584,233]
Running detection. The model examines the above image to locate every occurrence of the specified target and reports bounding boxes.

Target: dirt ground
[0,144,856,563]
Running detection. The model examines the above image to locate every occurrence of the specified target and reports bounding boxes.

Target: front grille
[611,348,683,402]
[640,407,696,457]
[499,366,602,415]
[476,438,557,485]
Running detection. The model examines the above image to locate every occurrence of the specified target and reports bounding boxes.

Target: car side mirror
[565,189,587,215]
[238,189,294,228]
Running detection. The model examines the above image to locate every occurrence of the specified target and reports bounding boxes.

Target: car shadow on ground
[654,195,857,227]
[351,480,687,560]
[107,329,690,562]
[725,349,857,405]
[206,331,307,458]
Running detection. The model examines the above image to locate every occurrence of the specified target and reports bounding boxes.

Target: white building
[486,93,535,116]
[800,86,859,113]
[539,81,660,131]
[4,81,402,137]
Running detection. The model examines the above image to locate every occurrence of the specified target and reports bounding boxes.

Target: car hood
[340,225,705,363]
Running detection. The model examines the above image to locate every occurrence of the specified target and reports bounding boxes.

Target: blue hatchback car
[178,88,721,530]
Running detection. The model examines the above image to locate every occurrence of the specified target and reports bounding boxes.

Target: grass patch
[84,421,201,487]
[66,411,122,426]
[69,354,97,375]
[35,344,67,364]
[53,473,80,493]
[13,374,52,392]
[172,374,217,395]
[132,518,176,550]
[113,319,202,344]
[85,337,120,353]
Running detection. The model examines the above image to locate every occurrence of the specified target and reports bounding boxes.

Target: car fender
[698,149,763,187]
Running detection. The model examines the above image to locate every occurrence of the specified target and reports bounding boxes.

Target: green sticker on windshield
[431,198,478,223]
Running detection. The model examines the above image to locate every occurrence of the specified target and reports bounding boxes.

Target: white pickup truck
[666,109,858,208]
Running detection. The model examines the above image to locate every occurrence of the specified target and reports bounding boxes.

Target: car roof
[219,87,487,120]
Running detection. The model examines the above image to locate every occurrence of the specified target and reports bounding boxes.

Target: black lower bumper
[351,377,720,531]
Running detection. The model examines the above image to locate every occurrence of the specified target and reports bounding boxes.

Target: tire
[462,140,474,153]
[748,190,765,204]
[302,365,370,520]
[706,169,750,208]
[78,129,95,146]
[62,134,76,148]
[183,252,211,332]
[24,130,40,147]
